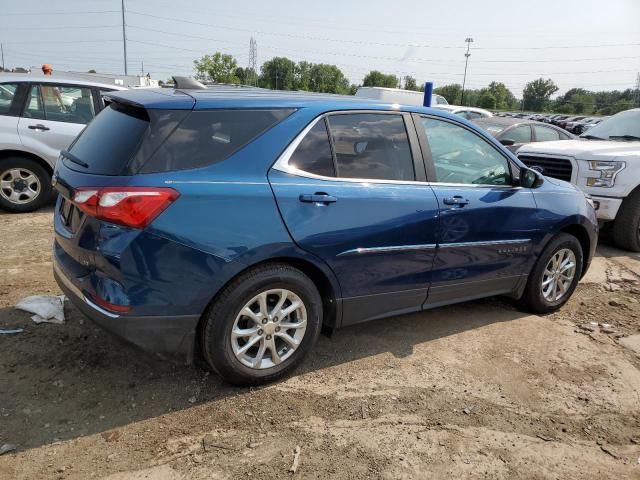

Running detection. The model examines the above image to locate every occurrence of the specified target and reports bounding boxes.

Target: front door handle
[443,196,469,206]
[299,193,337,204]
[28,124,50,131]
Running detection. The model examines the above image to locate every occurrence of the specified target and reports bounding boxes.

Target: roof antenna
[171,76,207,90]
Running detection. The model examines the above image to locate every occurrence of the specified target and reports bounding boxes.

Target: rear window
[66,105,294,175]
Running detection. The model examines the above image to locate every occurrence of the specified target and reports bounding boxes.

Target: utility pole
[635,72,640,107]
[1,43,4,72]
[460,37,473,105]
[121,0,128,75]
[141,60,144,76]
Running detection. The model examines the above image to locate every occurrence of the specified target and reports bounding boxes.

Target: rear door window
[503,125,532,143]
[327,113,415,181]
[533,125,560,141]
[23,85,46,120]
[288,119,336,177]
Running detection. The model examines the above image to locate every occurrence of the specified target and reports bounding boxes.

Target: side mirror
[500,138,515,146]
[519,168,544,188]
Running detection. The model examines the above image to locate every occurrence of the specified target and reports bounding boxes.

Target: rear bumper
[53,258,200,364]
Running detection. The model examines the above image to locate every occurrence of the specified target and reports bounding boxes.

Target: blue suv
[52,87,597,385]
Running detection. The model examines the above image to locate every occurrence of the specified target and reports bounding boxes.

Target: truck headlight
[585,160,625,187]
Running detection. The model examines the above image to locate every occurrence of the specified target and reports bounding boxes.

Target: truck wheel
[0,157,52,213]
[520,233,583,314]
[200,263,323,386]
[612,190,640,252]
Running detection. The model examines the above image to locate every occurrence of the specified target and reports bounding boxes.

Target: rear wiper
[60,149,89,168]
[608,135,640,141]
[580,134,604,140]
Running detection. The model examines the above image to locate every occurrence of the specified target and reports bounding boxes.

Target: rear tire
[0,157,52,213]
[520,233,583,314]
[201,263,322,386]
[612,190,640,252]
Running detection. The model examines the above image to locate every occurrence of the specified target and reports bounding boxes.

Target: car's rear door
[414,114,539,308]
[17,83,97,166]
[269,111,440,326]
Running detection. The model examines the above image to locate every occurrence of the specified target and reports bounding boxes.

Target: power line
[0,25,121,30]
[2,10,120,16]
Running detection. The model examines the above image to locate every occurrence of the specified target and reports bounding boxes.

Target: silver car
[0,75,126,212]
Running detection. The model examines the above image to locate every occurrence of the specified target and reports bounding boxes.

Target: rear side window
[141,109,295,173]
[503,125,531,143]
[0,83,19,115]
[327,113,414,181]
[288,119,335,177]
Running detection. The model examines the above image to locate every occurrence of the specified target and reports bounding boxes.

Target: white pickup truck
[517,108,640,251]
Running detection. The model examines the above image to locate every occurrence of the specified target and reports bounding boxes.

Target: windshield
[581,110,640,140]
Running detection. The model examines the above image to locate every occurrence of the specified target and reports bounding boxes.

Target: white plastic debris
[15,295,65,324]
[0,328,24,335]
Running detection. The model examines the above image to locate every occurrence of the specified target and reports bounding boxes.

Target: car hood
[518,139,640,160]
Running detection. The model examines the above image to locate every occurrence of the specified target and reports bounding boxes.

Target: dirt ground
[1,207,640,479]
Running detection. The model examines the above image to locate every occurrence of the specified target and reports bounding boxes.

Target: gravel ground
[1,208,639,479]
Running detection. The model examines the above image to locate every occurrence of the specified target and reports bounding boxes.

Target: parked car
[0,74,126,212]
[53,87,597,385]
[574,117,607,135]
[565,116,598,134]
[557,115,587,130]
[550,115,571,127]
[432,105,493,120]
[355,86,448,107]
[518,108,640,251]
[473,117,575,153]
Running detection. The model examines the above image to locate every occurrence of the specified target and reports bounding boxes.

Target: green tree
[259,57,296,90]
[477,90,497,109]
[363,70,399,88]
[87,69,97,73]
[522,78,558,112]
[403,75,418,91]
[309,63,350,94]
[193,52,239,84]
[485,82,517,110]
[294,61,313,91]
[234,67,257,85]
[433,84,462,104]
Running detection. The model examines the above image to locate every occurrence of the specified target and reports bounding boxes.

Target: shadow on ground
[0,294,526,452]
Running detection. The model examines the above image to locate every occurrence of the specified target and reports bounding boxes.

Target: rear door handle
[299,193,337,204]
[443,196,469,206]
[28,124,50,131]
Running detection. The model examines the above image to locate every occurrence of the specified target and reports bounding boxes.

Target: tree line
[188,52,640,115]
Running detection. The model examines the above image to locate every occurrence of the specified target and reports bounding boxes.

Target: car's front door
[414,114,539,308]
[270,111,440,325]
[17,83,96,166]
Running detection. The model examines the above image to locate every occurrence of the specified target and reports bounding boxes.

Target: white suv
[0,75,125,212]
[518,108,640,251]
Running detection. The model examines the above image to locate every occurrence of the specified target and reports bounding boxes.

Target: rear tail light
[72,187,179,229]
[87,293,131,314]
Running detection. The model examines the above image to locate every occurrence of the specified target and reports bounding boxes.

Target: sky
[1,0,639,98]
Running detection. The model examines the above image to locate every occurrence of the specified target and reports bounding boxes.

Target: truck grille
[518,155,573,182]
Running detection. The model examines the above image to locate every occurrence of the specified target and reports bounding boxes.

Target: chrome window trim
[337,244,437,257]
[272,112,523,189]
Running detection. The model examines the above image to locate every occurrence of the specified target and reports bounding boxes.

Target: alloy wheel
[231,289,307,369]
[541,248,576,302]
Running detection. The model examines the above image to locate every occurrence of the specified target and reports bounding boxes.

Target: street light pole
[121,0,128,75]
[460,37,473,105]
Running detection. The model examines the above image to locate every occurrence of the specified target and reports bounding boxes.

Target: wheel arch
[194,254,341,364]
[0,149,54,176]
[558,223,592,279]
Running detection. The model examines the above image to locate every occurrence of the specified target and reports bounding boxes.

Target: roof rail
[171,76,207,90]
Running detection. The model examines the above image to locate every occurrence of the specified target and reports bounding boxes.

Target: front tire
[612,190,640,252]
[0,157,52,213]
[520,233,583,314]
[201,263,322,386]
